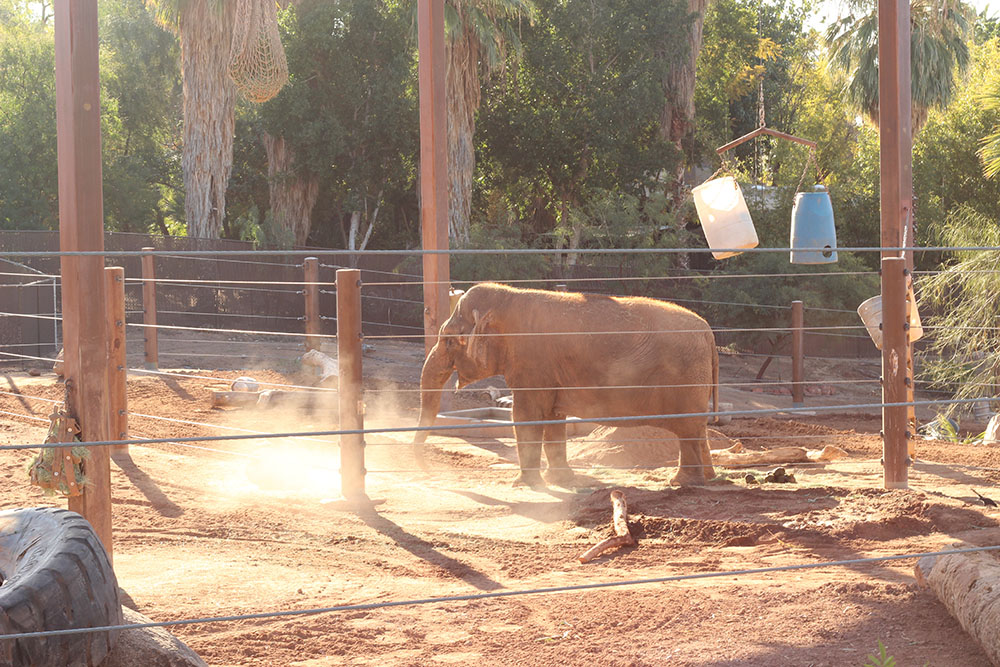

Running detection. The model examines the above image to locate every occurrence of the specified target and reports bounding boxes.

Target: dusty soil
[2,336,1000,666]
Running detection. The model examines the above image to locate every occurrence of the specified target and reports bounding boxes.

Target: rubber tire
[0,507,122,667]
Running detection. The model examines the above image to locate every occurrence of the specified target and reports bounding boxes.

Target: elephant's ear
[468,309,494,370]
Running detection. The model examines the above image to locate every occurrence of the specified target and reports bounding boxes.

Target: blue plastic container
[790,185,838,264]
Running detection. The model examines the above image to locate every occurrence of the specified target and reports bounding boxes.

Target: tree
[148,0,236,238]
[257,0,417,249]
[825,0,974,132]
[444,0,533,246]
[479,0,688,251]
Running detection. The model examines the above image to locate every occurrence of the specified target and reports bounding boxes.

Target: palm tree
[444,0,533,246]
[148,0,236,238]
[825,0,974,133]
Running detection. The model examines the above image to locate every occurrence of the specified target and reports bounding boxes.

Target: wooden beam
[54,0,113,558]
[303,257,320,352]
[881,257,909,489]
[141,247,158,369]
[878,0,914,483]
[417,0,450,356]
[716,126,818,155]
[791,300,804,408]
[106,267,128,452]
[337,269,366,500]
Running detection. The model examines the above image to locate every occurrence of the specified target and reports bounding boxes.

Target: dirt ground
[2,335,1000,666]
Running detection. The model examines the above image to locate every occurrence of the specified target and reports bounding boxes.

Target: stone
[100,606,207,667]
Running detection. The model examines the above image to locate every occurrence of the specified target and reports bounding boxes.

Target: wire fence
[1,234,998,661]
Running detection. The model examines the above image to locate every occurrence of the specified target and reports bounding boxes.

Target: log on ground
[915,548,1000,665]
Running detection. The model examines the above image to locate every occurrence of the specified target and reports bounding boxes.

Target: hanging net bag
[229,0,289,103]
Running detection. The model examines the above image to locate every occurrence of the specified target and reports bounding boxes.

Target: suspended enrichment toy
[694,125,837,263]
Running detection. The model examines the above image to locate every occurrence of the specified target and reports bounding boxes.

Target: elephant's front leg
[512,396,545,488]
[542,421,574,487]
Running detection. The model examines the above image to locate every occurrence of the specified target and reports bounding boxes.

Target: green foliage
[916,39,1000,255]
[0,0,181,233]
[826,0,975,130]
[0,11,58,229]
[478,0,688,237]
[863,641,896,667]
[253,0,417,248]
[917,206,1000,418]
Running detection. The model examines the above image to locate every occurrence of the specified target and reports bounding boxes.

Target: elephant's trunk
[412,342,455,468]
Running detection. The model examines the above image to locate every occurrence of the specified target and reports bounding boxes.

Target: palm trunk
[179,0,237,238]
[263,132,319,246]
[660,0,709,200]
[445,19,480,247]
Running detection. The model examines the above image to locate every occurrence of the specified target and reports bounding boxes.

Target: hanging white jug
[857,288,924,350]
[692,176,759,259]
[790,185,838,264]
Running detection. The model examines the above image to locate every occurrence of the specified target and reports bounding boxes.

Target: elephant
[412,282,719,487]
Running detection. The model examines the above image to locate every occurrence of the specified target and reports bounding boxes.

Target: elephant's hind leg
[669,419,714,486]
[542,421,574,487]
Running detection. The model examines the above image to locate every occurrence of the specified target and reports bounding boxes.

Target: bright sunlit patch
[242,443,342,497]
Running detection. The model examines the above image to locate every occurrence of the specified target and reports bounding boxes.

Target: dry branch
[579,490,636,564]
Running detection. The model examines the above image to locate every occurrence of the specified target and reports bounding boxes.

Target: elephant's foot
[513,470,546,488]
[543,467,576,487]
[670,468,707,486]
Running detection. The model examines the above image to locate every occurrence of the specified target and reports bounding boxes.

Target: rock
[53,348,64,377]
[100,606,207,667]
[27,367,41,376]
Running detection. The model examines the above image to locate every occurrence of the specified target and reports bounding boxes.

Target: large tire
[0,508,122,667]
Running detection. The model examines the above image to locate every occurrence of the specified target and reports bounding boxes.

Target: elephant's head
[412,286,505,464]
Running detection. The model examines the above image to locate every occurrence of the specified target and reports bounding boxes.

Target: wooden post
[106,267,128,452]
[879,0,914,474]
[141,247,158,369]
[417,0,450,356]
[791,300,804,408]
[337,269,366,500]
[304,257,321,352]
[882,257,909,489]
[54,0,113,558]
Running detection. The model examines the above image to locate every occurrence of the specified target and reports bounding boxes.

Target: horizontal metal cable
[0,389,60,403]
[0,351,59,363]
[145,338,307,350]
[140,282,303,295]
[3,245,998,258]
[4,544,998,642]
[320,262,424,280]
[157,254,303,268]
[125,322,335,339]
[126,276,329,287]
[2,396,992,452]
[364,324,869,340]
[366,377,878,393]
[350,319,424,331]
[0,408,48,423]
[359,293,425,306]
[129,412,336,447]
[158,309,304,321]
[0,270,59,279]
[362,271,881,287]
[127,368,337,392]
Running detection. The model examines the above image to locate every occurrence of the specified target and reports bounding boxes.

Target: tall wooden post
[304,257,321,352]
[791,300,804,408]
[55,0,113,558]
[878,0,914,482]
[417,0,450,355]
[882,257,909,489]
[337,269,366,500]
[141,247,158,369]
[106,267,128,453]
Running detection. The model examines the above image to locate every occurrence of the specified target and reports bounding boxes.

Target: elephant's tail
[712,343,720,424]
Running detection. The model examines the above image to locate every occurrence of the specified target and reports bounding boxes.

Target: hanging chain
[795,146,819,193]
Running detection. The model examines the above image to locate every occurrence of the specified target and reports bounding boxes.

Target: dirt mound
[569,426,735,468]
